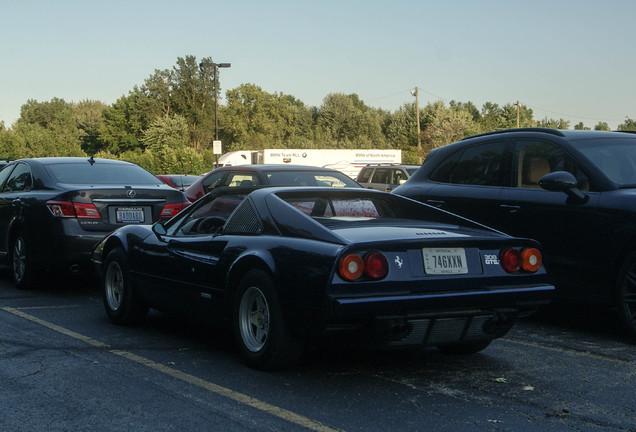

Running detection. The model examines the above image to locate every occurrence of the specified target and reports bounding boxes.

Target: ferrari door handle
[426,200,445,208]
[500,204,521,213]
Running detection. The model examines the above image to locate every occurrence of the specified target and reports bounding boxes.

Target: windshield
[266,171,358,187]
[576,138,636,186]
[47,162,161,185]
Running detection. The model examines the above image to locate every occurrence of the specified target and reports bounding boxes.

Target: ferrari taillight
[521,248,542,272]
[364,252,389,279]
[500,249,521,273]
[500,248,542,273]
[46,201,101,219]
[160,201,191,218]
[339,254,364,281]
[339,251,388,281]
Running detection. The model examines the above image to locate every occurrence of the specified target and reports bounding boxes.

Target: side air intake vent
[224,200,262,234]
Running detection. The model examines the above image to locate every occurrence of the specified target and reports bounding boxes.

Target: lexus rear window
[46,163,161,185]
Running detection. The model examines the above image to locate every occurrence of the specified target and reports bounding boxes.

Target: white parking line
[502,337,635,365]
[2,306,343,432]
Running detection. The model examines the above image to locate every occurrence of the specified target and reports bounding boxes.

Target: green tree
[98,88,162,154]
[450,100,481,123]
[594,122,611,131]
[574,122,590,130]
[421,101,479,156]
[501,103,535,128]
[618,117,636,131]
[479,102,506,132]
[8,98,86,158]
[316,93,386,148]
[223,83,314,150]
[73,99,108,155]
[168,55,216,150]
[536,117,570,129]
[382,104,416,153]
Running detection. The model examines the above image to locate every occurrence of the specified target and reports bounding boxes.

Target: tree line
[1,55,634,174]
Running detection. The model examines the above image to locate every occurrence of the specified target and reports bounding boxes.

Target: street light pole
[199,61,231,141]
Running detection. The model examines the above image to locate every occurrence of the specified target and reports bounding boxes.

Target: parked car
[183,164,360,202]
[93,186,553,370]
[0,157,191,289]
[156,174,200,191]
[356,163,420,191]
[393,128,636,337]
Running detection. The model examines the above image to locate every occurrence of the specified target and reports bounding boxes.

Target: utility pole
[411,87,422,164]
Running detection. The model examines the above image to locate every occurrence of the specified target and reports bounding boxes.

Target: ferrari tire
[103,248,148,325]
[438,340,492,355]
[616,251,636,338]
[10,231,37,290]
[233,269,302,370]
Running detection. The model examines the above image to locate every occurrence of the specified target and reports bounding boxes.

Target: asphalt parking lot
[1,273,635,432]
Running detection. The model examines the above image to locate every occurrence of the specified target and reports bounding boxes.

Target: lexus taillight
[339,251,388,281]
[46,201,101,219]
[500,248,542,273]
[160,201,191,218]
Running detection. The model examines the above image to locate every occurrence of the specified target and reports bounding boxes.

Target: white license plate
[422,248,468,274]
[116,207,144,223]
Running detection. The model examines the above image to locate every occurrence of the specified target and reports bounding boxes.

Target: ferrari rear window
[285,197,381,219]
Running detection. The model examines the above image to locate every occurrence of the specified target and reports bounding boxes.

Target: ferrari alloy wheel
[234,269,302,370]
[103,248,148,325]
[104,259,124,312]
[616,251,636,338]
[238,286,270,352]
[11,232,36,290]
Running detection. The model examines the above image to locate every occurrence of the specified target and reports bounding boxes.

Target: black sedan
[184,164,360,202]
[92,186,554,370]
[393,128,636,337]
[0,157,190,289]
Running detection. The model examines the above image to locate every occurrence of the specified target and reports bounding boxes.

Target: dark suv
[393,128,636,337]
[356,164,420,192]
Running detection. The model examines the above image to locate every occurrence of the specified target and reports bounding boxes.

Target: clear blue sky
[1,0,634,129]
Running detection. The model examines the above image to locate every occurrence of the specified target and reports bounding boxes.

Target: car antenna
[88,155,95,165]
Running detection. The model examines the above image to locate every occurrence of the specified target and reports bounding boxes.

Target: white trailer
[216,149,401,178]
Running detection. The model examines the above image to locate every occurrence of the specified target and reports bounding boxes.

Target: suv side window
[431,141,510,186]
[371,168,391,184]
[357,168,373,183]
[393,169,408,184]
[515,140,592,191]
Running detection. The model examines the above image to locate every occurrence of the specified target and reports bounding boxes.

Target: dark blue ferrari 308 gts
[92,186,554,370]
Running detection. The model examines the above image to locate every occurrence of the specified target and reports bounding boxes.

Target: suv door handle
[426,200,445,208]
[499,204,521,213]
